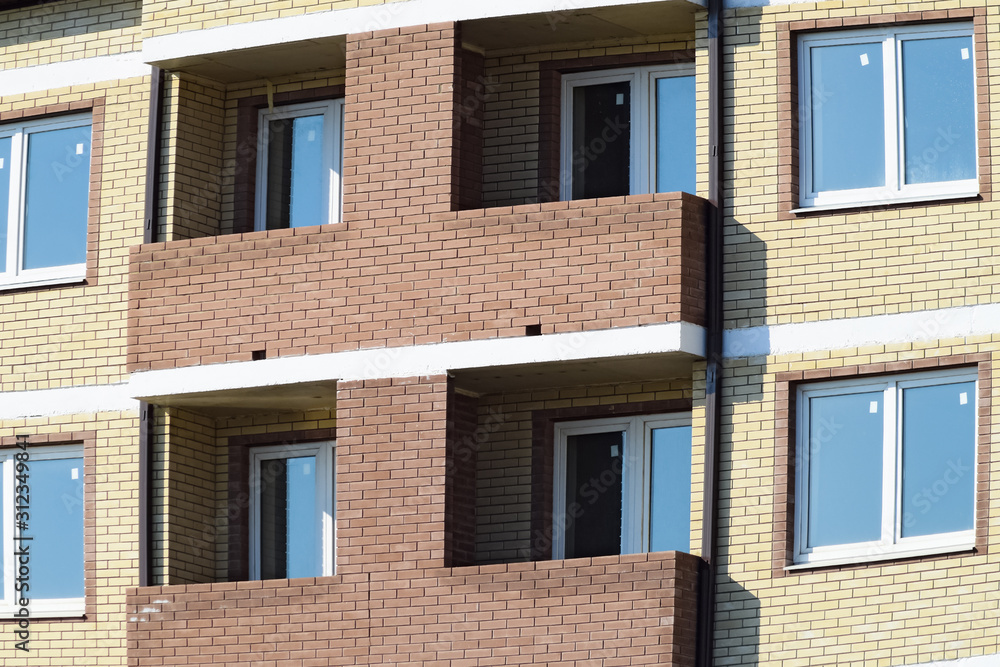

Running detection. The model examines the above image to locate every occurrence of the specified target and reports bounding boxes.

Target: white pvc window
[0,114,92,289]
[795,369,977,567]
[0,445,85,617]
[254,99,343,231]
[560,65,695,201]
[552,413,691,560]
[799,24,977,209]
[249,441,335,579]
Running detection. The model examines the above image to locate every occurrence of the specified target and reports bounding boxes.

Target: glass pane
[807,392,883,548]
[564,431,623,558]
[649,425,692,552]
[259,455,318,578]
[901,381,975,538]
[0,136,10,274]
[810,43,885,192]
[29,457,85,599]
[655,76,696,194]
[285,456,318,577]
[265,114,324,230]
[571,81,631,199]
[902,36,976,185]
[22,125,91,270]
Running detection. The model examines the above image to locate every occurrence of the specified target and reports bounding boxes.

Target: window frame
[0,443,85,618]
[797,23,978,210]
[253,99,344,232]
[0,113,92,290]
[558,64,695,201]
[248,440,335,580]
[551,412,691,560]
[794,368,978,567]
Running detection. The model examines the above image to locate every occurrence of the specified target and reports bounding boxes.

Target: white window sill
[787,542,975,571]
[0,273,86,292]
[0,601,85,620]
[793,191,980,215]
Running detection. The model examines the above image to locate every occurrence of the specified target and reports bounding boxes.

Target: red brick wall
[127,193,705,371]
[127,551,699,666]
[343,23,459,223]
[336,376,449,573]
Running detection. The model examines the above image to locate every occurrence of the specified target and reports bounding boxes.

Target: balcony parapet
[128,193,706,373]
[127,550,700,666]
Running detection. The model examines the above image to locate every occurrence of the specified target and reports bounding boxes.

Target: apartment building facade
[0,0,997,665]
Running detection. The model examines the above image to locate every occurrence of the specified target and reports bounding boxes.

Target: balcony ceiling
[150,37,348,84]
[463,2,700,51]
[148,1,698,83]
[139,351,695,417]
[451,351,697,395]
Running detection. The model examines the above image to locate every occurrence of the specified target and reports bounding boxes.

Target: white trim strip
[142,0,703,65]
[0,52,151,97]
[724,304,1000,359]
[725,0,814,6]
[129,322,705,399]
[0,384,138,419]
[907,656,1000,667]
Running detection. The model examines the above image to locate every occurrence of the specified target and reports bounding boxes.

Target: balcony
[128,192,707,376]
[127,551,699,666]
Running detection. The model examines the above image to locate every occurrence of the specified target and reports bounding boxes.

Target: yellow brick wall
[720,2,1000,663]
[142,0,408,38]
[719,343,1000,665]
[476,378,698,563]
[0,412,139,666]
[153,409,221,585]
[219,72,346,235]
[722,0,999,329]
[158,74,227,241]
[0,0,141,68]
[152,407,337,585]
[481,34,699,207]
[0,77,149,392]
[157,70,346,239]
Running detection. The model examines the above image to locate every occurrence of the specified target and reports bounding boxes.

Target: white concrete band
[724,304,1000,359]
[142,0,705,64]
[0,52,151,97]
[128,322,706,399]
[0,384,138,420]
[908,655,1000,667]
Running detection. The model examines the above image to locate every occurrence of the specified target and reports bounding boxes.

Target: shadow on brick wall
[715,573,761,665]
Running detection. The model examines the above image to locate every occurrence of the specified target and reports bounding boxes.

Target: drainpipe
[696,0,725,665]
[144,66,164,246]
[139,66,164,587]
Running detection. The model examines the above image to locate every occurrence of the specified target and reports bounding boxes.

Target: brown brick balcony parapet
[126,551,700,666]
[127,192,706,372]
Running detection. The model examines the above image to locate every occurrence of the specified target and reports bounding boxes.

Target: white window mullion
[319,443,336,576]
[639,419,654,552]
[885,381,902,545]
[328,100,344,230]
[9,131,26,277]
[551,429,568,560]
[620,417,645,555]
[882,35,901,194]
[630,71,646,197]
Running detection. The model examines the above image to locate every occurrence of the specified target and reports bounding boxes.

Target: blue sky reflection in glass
[22,126,90,270]
[810,42,885,192]
[807,391,883,548]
